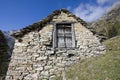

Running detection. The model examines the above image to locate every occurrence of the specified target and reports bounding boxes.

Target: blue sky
[0,0,119,31]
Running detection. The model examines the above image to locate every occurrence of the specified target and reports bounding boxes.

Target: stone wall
[6,12,105,80]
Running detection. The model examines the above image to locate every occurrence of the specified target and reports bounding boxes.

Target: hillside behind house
[88,4,120,39]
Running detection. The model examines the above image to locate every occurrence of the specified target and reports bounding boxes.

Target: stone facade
[6,10,105,80]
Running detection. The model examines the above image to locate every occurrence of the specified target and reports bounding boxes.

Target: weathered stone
[37,50,45,54]
[31,73,39,80]
[49,75,56,79]
[41,71,49,76]
[33,64,42,68]
[45,51,54,55]
[36,56,47,61]
[44,66,52,70]
[49,69,55,73]
[56,63,65,67]
[5,76,13,80]
[32,53,39,57]
[35,67,43,71]
[66,61,73,66]
[24,74,32,80]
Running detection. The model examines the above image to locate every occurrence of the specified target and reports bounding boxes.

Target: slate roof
[11,9,87,39]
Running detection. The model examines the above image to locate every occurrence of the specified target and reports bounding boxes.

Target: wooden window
[53,23,75,49]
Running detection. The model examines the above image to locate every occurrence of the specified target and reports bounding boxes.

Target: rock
[31,73,39,80]
[36,56,47,61]
[44,66,52,70]
[41,71,49,76]
[35,67,43,71]
[45,51,54,55]
[56,63,65,67]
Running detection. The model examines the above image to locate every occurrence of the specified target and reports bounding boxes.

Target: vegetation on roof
[11,9,86,39]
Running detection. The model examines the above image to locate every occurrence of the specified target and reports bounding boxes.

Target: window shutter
[58,37,65,47]
[65,37,72,47]
[71,24,75,48]
[53,23,57,48]
[64,25,72,47]
[57,25,65,48]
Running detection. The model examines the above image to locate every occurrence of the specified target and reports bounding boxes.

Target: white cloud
[73,3,110,22]
[72,0,120,22]
[97,0,119,5]
[107,1,120,12]
[97,0,109,5]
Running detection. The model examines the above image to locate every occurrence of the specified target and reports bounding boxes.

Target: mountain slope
[0,30,10,79]
[88,3,120,39]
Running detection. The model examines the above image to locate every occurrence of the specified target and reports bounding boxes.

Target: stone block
[56,63,65,67]
[36,56,47,61]
[41,71,49,76]
[66,61,73,66]
[33,64,42,68]
[49,75,56,80]
[31,73,39,79]
[47,61,53,65]
[45,51,54,55]
[35,67,43,71]
[37,50,45,54]
[44,66,52,70]
[70,57,77,61]
[33,54,39,57]
[49,69,55,73]
[57,57,63,60]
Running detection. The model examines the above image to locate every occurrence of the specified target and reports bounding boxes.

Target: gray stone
[44,66,52,70]
[35,67,43,71]
[37,50,45,54]
[49,69,55,73]
[31,73,39,80]
[45,51,54,55]
[41,71,49,76]
[36,56,47,61]
[56,63,65,67]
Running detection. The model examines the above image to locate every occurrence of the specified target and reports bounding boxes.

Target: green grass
[94,20,120,39]
[54,36,120,80]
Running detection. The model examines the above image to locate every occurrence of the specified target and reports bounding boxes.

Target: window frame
[53,22,75,49]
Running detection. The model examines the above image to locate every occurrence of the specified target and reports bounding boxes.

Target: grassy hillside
[53,36,120,80]
[0,30,9,79]
[91,20,120,38]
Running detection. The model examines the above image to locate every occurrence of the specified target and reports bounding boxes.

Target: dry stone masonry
[6,9,105,80]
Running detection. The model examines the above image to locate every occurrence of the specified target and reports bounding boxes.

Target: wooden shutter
[57,25,65,48]
[64,24,72,48]
[71,24,75,48]
[53,23,57,48]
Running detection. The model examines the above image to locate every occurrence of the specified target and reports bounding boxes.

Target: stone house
[6,9,105,80]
